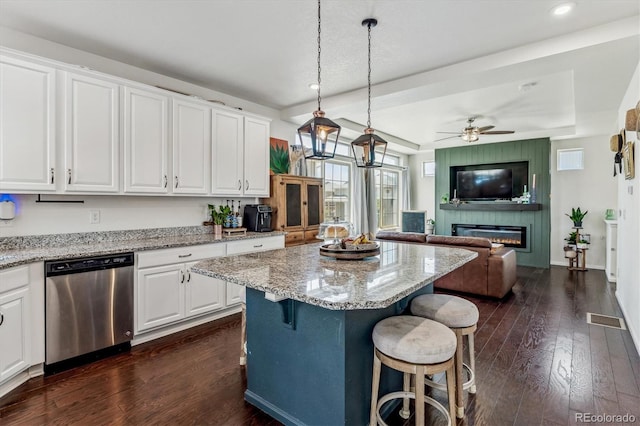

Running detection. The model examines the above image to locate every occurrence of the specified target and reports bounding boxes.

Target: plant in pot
[577,239,590,249]
[425,218,435,235]
[207,204,230,236]
[564,231,578,247]
[565,207,588,227]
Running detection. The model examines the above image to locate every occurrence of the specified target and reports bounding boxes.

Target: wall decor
[623,141,635,180]
[269,137,290,175]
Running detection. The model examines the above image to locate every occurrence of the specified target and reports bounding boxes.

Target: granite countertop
[0,226,285,270]
[192,241,477,310]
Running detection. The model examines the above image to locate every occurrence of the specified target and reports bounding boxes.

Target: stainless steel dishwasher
[45,252,134,369]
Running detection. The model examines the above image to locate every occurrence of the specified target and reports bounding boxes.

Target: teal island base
[244,285,434,426]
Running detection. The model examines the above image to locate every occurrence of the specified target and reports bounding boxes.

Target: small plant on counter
[208,204,231,226]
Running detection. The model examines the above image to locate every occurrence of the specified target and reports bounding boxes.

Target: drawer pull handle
[253,244,263,248]
[178,253,192,258]
[67,168,72,185]
[50,168,55,184]
[0,312,3,326]
[187,270,191,282]
[164,175,168,188]
[238,179,242,190]
[180,270,185,283]
[175,176,179,188]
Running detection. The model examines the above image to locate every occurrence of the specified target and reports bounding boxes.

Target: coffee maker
[243,204,272,232]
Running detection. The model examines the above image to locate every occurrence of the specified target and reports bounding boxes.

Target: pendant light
[297,0,341,160]
[351,18,387,168]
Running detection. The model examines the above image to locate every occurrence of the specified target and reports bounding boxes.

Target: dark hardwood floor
[1,266,638,425]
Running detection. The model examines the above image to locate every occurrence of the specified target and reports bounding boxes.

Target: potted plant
[577,239,589,249]
[207,204,230,236]
[425,218,435,235]
[565,207,588,227]
[564,231,578,247]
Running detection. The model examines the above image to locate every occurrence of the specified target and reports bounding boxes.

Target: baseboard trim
[132,305,242,346]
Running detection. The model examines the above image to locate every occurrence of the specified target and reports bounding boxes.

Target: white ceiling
[0,0,638,154]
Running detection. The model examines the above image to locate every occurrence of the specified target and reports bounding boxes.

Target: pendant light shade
[297,0,341,160]
[351,18,387,168]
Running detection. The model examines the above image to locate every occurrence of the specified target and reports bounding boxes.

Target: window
[557,148,584,171]
[375,169,399,229]
[307,155,352,222]
[422,161,436,177]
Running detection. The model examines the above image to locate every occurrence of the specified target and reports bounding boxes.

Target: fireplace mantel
[439,202,541,211]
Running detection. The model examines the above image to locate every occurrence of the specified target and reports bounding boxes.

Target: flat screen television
[449,161,528,201]
[456,168,513,201]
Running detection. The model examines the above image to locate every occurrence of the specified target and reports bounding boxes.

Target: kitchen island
[192,241,477,425]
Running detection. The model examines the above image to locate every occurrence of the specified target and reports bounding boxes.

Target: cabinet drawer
[137,243,226,269]
[226,236,284,255]
[285,231,305,246]
[304,230,320,243]
[0,265,30,293]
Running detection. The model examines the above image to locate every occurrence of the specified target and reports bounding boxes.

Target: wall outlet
[90,210,100,224]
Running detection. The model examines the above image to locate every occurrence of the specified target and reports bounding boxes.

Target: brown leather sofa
[375,231,517,298]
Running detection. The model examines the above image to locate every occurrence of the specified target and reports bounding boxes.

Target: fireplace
[452,224,527,248]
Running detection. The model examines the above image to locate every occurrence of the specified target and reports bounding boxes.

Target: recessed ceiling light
[308,83,319,90]
[551,2,575,16]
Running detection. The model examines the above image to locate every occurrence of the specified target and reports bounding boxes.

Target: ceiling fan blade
[433,135,460,142]
[479,130,515,135]
[436,131,462,134]
[476,125,494,132]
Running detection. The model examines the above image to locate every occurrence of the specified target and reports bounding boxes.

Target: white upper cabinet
[63,72,119,192]
[211,111,270,197]
[172,99,210,194]
[243,116,270,196]
[123,86,169,193]
[0,55,56,192]
[211,110,244,195]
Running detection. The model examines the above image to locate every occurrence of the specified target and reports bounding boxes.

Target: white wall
[549,136,618,269]
[615,62,640,352]
[0,27,298,237]
[408,151,436,219]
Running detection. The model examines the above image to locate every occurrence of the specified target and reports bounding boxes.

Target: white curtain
[401,167,411,211]
[351,167,368,236]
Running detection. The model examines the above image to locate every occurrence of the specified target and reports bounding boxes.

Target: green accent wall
[435,138,551,268]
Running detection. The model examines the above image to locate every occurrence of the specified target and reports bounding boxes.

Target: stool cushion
[372,316,456,364]
[410,294,479,328]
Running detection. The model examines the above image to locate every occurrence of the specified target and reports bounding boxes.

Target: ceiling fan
[435,117,515,142]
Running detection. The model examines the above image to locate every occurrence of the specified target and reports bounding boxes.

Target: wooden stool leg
[468,332,476,394]
[369,352,382,426]
[455,330,464,418]
[399,372,411,419]
[446,363,456,423]
[415,366,425,426]
[239,303,247,365]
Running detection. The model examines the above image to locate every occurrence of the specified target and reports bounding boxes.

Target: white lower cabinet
[226,282,244,306]
[0,262,43,390]
[135,244,226,334]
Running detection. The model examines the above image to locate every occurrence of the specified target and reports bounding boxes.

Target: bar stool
[410,294,479,419]
[370,315,457,426]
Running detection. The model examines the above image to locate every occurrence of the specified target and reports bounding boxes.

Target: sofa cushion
[375,230,427,244]
[427,234,492,249]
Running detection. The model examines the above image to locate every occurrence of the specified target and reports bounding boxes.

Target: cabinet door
[64,72,119,192]
[283,178,305,230]
[211,110,243,195]
[243,117,270,196]
[226,282,245,306]
[136,264,184,332]
[184,261,225,317]
[0,55,56,192]
[304,179,323,228]
[172,99,210,194]
[123,86,169,193]
[0,288,31,382]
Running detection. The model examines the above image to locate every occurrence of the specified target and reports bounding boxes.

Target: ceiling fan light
[351,128,387,168]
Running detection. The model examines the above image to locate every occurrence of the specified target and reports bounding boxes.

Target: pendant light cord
[366,21,372,129]
[317,0,322,111]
